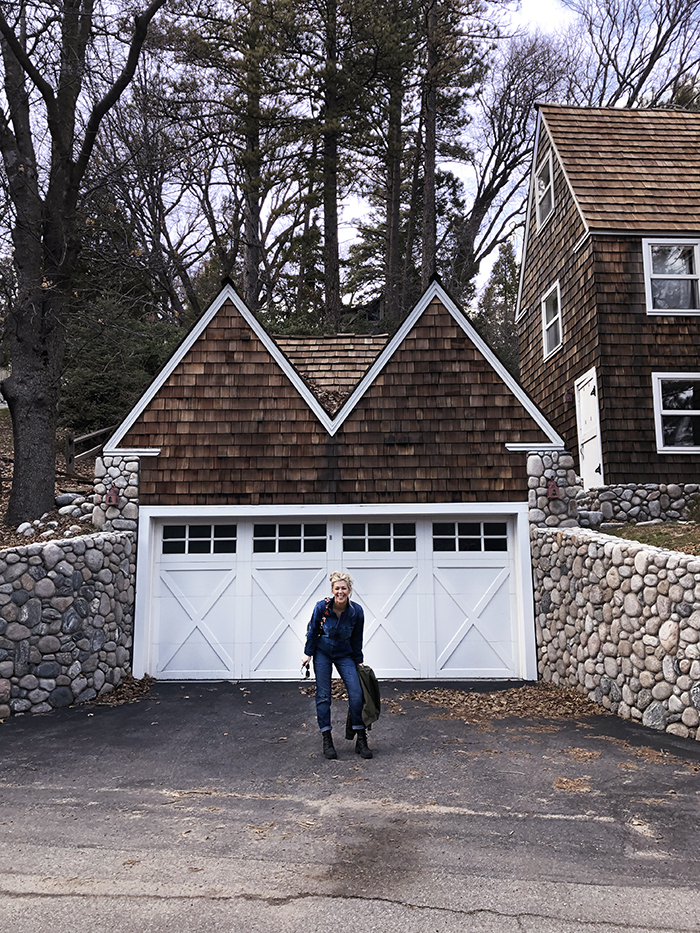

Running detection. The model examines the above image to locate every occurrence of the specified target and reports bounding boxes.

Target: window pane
[457,522,480,536]
[484,522,507,536]
[662,414,700,447]
[279,539,301,552]
[343,523,365,536]
[304,539,327,552]
[279,524,301,537]
[253,539,275,553]
[537,160,550,190]
[661,380,700,411]
[368,523,391,536]
[393,538,416,552]
[214,525,237,538]
[163,540,186,554]
[538,188,552,223]
[213,540,237,553]
[163,525,186,540]
[458,538,482,551]
[304,524,327,537]
[545,318,561,354]
[368,538,391,551]
[651,245,694,275]
[544,293,559,324]
[433,538,456,551]
[188,540,211,554]
[651,278,699,310]
[343,539,366,551]
[254,524,275,538]
[188,525,211,538]
[433,522,454,536]
[393,523,416,536]
[484,539,508,552]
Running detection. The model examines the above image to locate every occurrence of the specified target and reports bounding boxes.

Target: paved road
[2,680,700,933]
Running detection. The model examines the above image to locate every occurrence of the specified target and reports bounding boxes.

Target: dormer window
[535,152,554,229]
[643,239,700,314]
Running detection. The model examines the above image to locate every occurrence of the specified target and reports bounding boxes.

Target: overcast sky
[515,0,575,32]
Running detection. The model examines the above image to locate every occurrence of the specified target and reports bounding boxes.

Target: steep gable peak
[105,279,563,453]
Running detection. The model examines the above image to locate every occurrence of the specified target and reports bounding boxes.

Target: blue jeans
[313,650,364,733]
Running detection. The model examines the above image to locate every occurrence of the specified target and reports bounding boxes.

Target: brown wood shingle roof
[274,334,389,416]
[539,105,700,233]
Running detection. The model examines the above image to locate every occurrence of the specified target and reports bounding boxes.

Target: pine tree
[469,239,519,377]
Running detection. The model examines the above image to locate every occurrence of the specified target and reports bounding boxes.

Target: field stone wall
[576,483,700,529]
[0,531,136,718]
[93,455,139,533]
[532,524,700,740]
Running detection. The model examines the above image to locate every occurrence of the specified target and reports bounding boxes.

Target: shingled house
[103,280,563,682]
[517,105,700,490]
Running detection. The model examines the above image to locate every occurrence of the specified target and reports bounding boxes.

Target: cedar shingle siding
[121,296,552,504]
[519,131,595,456]
[519,105,700,485]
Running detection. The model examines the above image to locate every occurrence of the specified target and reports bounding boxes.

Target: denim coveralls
[304,598,365,733]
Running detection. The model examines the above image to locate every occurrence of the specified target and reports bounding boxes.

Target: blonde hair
[329,571,352,592]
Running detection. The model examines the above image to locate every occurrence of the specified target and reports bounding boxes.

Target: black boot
[322,731,338,759]
[354,729,373,759]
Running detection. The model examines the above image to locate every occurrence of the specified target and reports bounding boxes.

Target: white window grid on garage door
[152,517,518,681]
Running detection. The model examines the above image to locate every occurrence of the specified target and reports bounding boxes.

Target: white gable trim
[539,111,589,235]
[105,279,563,453]
[516,111,590,323]
[515,112,540,323]
[332,280,564,444]
[103,282,339,452]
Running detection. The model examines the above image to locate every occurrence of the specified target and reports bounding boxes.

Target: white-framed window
[535,152,554,229]
[652,373,700,452]
[643,238,700,314]
[541,281,562,359]
[342,522,416,552]
[162,523,237,554]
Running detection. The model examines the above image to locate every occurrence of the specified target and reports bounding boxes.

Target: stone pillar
[93,456,139,533]
[527,450,582,528]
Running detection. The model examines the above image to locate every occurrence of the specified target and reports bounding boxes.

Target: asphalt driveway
[2,679,700,933]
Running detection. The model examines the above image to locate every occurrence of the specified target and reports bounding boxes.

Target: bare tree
[562,0,700,107]
[0,0,166,523]
[446,32,570,298]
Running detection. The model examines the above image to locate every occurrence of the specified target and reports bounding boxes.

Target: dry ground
[0,408,95,548]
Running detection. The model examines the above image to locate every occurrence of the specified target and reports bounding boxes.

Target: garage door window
[432,522,507,552]
[342,522,416,552]
[162,524,237,554]
[253,523,327,553]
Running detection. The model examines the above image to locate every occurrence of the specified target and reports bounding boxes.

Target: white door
[150,515,523,680]
[575,366,604,490]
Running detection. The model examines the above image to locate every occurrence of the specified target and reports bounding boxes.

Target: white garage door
[145,516,523,679]
[149,516,524,680]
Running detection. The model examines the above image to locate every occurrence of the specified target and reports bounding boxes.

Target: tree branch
[75,0,167,183]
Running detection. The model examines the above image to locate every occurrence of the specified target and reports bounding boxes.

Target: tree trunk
[242,12,262,313]
[401,108,423,314]
[0,0,165,522]
[421,0,438,290]
[385,77,403,322]
[2,290,64,525]
[322,0,341,332]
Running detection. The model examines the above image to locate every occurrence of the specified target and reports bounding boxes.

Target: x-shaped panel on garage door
[156,566,237,676]
[432,563,514,676]
[249,564,328,676]
[344,564,421,676]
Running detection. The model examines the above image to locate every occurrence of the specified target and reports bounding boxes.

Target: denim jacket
[304,598,364,664]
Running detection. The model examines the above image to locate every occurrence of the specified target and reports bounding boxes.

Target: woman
[302,572,372,760]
